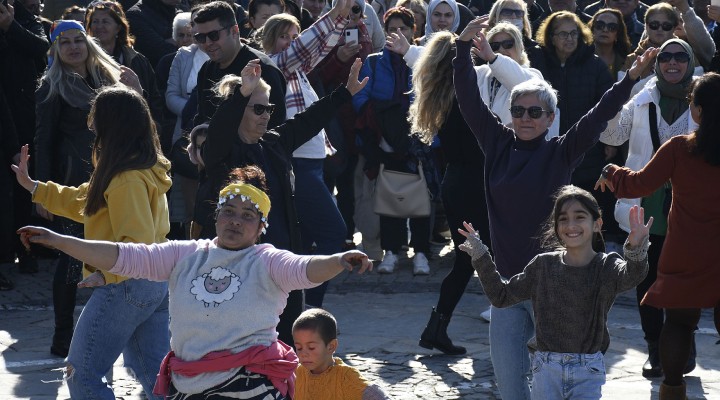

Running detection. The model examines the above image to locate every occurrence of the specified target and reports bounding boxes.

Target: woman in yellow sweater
[13,85,171,400]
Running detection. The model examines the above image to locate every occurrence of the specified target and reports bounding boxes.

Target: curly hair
[535,11,593,50]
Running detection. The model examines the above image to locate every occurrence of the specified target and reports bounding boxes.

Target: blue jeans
[67,278,170,400]
[531,351,606,400]
[490,300,535,400]
[292,158,346,307]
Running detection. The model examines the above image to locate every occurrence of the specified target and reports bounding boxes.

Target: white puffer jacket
[600,77,698,232]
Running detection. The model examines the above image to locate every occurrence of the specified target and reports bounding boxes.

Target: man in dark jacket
[0,0,49,274]
[126,0,187,67]
[0,79,19,290]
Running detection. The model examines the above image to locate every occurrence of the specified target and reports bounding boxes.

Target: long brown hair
[83,85,168,215]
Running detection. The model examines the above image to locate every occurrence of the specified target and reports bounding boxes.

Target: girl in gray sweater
[458,185,651,400]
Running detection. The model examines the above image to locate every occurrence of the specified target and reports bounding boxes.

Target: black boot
[419,307,466,355]
[683,331,696,374]
[643,340,663,378]
[51,281,77,358]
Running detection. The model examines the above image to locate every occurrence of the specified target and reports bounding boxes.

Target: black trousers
[636,233,666,343]
[436,164,491,315]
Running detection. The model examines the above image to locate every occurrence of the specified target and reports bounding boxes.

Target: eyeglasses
[510,105,552,119]
[553,30,578,40]
[247,103,276,115]
[194,26,233,43]
[647,20,675,31]
[592,21,619,32]
[657,51,690,64]
[351,5,362,14]
[489,39,515,51]
[499,8,524,18]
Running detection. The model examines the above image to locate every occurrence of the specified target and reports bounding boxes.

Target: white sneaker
[377,251,397,274]
[413,252,430,275]
[480,307,491,322]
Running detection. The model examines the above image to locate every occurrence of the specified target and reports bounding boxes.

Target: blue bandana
[50,20,86,45]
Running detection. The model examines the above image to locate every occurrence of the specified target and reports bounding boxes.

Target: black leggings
[660,307,720,386]
[436,165,491,315]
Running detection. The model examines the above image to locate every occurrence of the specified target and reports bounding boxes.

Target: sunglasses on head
[593,20,619,32]
[88,0,122,13]
[489,38,514,51]
[647,20,674,31]
[499,8,524,18]
[657,51,690,63]
[194,25,233,43]
[510,105,552,119]
[351,5,362,14]
[248,103,276,116]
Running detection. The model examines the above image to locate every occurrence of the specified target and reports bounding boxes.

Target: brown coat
[608,135,720,308]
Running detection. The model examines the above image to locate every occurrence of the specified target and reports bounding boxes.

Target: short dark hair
[383,6,415,31]
[292,308,338,345]
[194,0,238,28]
[247,0,285,19]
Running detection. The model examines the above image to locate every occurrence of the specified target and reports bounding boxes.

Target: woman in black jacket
[85,1,164,136]
[197,57,367,345]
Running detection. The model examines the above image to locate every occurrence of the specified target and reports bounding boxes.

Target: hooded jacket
[32,160,172,283]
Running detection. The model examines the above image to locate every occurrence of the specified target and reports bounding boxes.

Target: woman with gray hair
[453,16,657,400]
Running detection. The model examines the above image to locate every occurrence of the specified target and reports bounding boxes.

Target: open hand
[627,205,653,248]
[457,220,477,239]
[628,47,659,81]
[17,226,62,251]
[337,41,361,62]
[459,16,489,42]
[10,144,37,193]
[339,250,373,274]
[386,31,410,55]
[346,58,369,95]
[594,167,615,192]
[240,59,262,97]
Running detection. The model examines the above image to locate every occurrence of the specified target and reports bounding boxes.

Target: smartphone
[344,28,358,44]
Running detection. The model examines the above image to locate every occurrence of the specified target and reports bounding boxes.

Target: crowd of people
[0,0,719,398]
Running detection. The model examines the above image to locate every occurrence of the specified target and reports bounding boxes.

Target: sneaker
[480,307,491,322]
[413,252,430,275]
[377,251,397,274]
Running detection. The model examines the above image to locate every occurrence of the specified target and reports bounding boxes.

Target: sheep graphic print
[190,266,242,307]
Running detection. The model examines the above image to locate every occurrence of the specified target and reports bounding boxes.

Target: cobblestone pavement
[1,243,719,399]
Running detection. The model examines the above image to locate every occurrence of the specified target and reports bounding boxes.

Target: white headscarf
[425,0,460,38]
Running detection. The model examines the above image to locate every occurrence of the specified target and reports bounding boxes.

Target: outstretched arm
[306,250,372,283]
[17,226,119,271]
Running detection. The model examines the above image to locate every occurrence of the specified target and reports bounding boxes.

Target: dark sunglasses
[499,8,524,18]
[194,26,233,43]
[647,20,675,31]
[510,105,552,119]
[351,5,362,14]
[248,103,276,116]
[489,39,514,52]
[592,21,619,32]
[657,51,690,64]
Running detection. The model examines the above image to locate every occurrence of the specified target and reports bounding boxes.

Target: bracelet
[601,164,613,180]
[31,181,39,195]
[489,54,499,65]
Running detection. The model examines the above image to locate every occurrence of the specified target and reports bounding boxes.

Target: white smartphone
[345,28,359,44]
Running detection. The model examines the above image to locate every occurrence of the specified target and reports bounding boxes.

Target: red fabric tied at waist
[153,340,298,397]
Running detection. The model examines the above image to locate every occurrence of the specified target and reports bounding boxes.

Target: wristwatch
[601,164,613,180]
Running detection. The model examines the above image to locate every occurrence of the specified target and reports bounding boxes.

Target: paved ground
[1,242,719,399]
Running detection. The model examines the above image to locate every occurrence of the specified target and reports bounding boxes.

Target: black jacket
[0,81,19,164]
[34,81,95,187]
[0,2,49,145]
[200,85,352,252]
[126,0,182,67]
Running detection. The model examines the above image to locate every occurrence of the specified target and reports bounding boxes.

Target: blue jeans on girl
[530,351,606,400]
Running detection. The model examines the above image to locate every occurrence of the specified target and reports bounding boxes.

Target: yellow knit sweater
[295,357,369,400]
[32,160,171,284]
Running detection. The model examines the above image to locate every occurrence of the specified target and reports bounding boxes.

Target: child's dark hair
[227,165,269,192]
[292,308,338,345]
[541,185,606,253]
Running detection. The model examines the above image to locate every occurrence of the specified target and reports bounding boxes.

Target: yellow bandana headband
[217,183,271,232]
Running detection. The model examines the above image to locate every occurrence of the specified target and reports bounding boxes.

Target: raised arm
[270,3,349,77]
[559,48,659,165]
[614,205,652,292]
[458,222,534,307]
[670,0,716,68]
[599,92,636,146]
[453,19,510,151]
